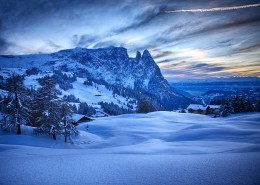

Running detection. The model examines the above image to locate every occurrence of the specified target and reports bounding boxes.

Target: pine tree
[59,101,78,142]
[27,90,45,127]
[137,98,157,113]
[38,75,57,105]
[0,96,11,131]
[256,100,260,112]
[6,75,26,134]
[219,99,233,117]
[35,75,59,139]
[36,100,61,140]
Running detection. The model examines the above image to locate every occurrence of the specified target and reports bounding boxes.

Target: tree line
[210,96,260,117]
[0,75,79,142]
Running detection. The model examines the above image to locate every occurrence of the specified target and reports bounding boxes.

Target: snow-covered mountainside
[0,47,191,111]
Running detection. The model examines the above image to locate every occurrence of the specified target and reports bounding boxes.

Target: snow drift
[0,112,260,185]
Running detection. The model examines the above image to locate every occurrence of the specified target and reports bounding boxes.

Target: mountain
[0,47,192,113]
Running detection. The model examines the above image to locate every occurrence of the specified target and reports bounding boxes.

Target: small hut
[70,113,93,125]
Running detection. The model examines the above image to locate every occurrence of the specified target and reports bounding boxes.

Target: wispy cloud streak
[165,3,260,13]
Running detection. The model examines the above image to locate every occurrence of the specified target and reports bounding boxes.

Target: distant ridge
[0,47,192,110]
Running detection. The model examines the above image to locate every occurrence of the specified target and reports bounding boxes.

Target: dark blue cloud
[46,40,61,50]
[191,63,226,72]
[72,34,97,48]
[0,37,8,53]
[0,20,9,53]
[0,0,259,79]
[114,5,167,34]
[237,43,260,53]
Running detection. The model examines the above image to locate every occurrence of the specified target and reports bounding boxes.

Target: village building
[208,105,221,114]
[186,104,221,115]
[186,104,210,115]
[70,113,93,125]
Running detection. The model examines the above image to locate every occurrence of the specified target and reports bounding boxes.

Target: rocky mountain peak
[142,49,152,59]
[141,49,155,65]
[136,51,141,61]
[0,47,192,109]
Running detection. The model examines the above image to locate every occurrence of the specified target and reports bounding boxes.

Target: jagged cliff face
[0,47,192,109]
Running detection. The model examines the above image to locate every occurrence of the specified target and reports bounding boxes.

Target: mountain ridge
[0,47,192,111]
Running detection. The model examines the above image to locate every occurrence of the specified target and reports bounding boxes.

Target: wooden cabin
[70,114,93,125]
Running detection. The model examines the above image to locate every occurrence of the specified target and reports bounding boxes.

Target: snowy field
[1,112,260,185]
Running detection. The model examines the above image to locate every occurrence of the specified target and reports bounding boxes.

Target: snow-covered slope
[0,112,260,185]
[59,77,136,110]
[0,68,136,115]
[1,112,260,153]
[77,112,260,154]
[0,47,192,109]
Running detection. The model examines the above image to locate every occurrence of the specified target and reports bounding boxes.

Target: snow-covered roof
[71,114,91,122]
[208,105,221,109]
[187,104,208,111]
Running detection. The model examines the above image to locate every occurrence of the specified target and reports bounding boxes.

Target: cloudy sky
[0,0,260,81]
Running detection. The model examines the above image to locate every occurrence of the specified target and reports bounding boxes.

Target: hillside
[0,47,192,113]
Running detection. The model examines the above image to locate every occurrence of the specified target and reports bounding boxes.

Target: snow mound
[74,112,260,154]
[1,112,260,154]
[1,112,260,185]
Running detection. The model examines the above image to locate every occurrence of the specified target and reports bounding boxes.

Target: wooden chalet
[70,114,93,125]
[186,104,210,115]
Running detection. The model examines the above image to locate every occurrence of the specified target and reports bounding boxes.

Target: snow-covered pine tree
[219,99,233,117]
[243,98,253,112]
[35,76,79,141]
[59,101,78,142]
[78,102,96,116]
[36,99,61,140]
[0,97,11,132]
[35,75,60,140]
[256,100,260,112]
[137,98,157,113]
[6,75,26,134]
[38,75,57,105]
[26,89,45,127]
[99,101,132,115]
